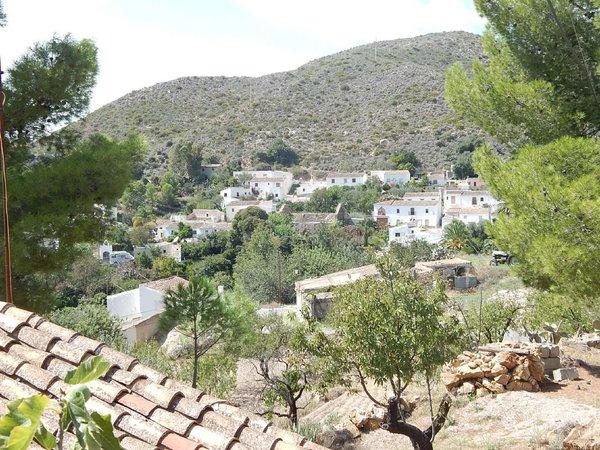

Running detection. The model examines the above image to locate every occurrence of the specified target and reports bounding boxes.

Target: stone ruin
[441,342,565,396]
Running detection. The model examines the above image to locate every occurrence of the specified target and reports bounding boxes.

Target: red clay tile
[119,435,156,450]
[163,378,204,401]
[117,392,158,417]
[116,412,168,445]
[16,362,58,390]
[45,356,76,377]
[0,331,16,350]
[186,424,234,450]
[16,326,59,351]
[0,373,38,399]
[106,367,146,387]
[150,408,194,436]
[3,307,35,323]
[87,379,128,404]
[8,343,53,367]
[47,340,91,364]
[99,346,137,370]
[69,334,104,353]
[237,426,280,450]
[130,361,168,384]
[35,320,79,341]
[132,378,182,409]
[0,313,26,334]
[161,432,204,450]
[198,410,246,437]
[0,351,25,375]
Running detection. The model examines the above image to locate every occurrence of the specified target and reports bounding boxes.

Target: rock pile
[441,342,560,396]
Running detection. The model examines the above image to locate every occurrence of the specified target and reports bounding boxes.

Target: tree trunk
[384,397,432,450]
[288,399,299,429]
[192,323,198,388]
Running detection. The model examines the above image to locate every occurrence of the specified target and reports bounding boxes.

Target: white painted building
[185,221,232,237]
[374,198,442,228]
[442,207,495,227]
[370,170,411,185]
[295,179,327,197]
[388,224,443,245]
[249,177,289,201]
[107,276,189,344]
[220,186,253,206]
[427,170,452,186]
[134,242,182,262]
[325,172,367,187]
[443,189,499,212]
[154,219,179,240]
[224,200,275,221]
[189,209,225,223]
[233,170,293,183]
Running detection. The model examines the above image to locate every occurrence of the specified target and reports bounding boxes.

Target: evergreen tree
[2,34,144,310]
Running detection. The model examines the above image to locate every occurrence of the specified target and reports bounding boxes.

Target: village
[0,1,598,449]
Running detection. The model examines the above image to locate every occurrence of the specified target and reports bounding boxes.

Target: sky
[1,0,485,111]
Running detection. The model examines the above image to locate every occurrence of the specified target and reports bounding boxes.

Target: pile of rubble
[442,342,563,396]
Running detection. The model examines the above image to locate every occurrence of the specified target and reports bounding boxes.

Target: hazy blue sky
[1,0,485,110]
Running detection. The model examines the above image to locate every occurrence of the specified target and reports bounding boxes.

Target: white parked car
[108,251,135,265]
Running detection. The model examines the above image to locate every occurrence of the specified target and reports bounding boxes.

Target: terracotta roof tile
[0,312,26,334]
[117,392,158,417]
[0,304,320,450]
[161,432,204,450]
[16,326,59,351]
[106,366,146,387]
[116,412,168,445]
[198,410,246,437]
[273,441,303,450]
[69,334,104,354]
[15,362,58,390]
[0,301,9,313]
[98,346,137,370]
[120,435,157,450]
[132,378,183,409]
[237,426,280,450]
[45,356,76,378]
[8,343,53,367]
[131,361,168,384]
[48,340,91,365]
[0,351,25,375]
[265,426,307,446]
[150,408,194,435]
[35,320,79,342]
[187,424,236,450]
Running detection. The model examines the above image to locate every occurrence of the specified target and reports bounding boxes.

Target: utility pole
[0,59,13,304]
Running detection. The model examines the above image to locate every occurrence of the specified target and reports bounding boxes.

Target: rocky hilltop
[76,31,485,174]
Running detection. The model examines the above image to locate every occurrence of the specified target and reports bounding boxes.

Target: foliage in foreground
[0,356,122,450]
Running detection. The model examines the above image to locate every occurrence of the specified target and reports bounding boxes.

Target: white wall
[443,191,498,212]
[374,203,441,227]
[138,286,166,320]
[107,290,140,321]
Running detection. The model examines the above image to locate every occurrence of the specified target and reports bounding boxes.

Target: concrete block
[552,367,579,382]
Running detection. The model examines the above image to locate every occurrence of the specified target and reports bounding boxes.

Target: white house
[442,207,495,227]
[295,179,327,197]
[154,219,179,240]
[233,170,293,183]
[107,276,188,344]
[189,209,225,223]
[403,190,443,202]
[443,189,499,212]
[134,242,182,262]
[427,170,452,186]
[220,187,252,206]
[185,221,232,237]
[370,170,411,185]
[388,224,443,245]
[325,172,367,187]
[97,241,113,262]
[224,200,275,221]
[374,198,442,228]
[249,177,289,201]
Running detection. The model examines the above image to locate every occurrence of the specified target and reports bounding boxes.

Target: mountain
[76,31,485,174]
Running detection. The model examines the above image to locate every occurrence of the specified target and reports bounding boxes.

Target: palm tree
[442,220,471,250]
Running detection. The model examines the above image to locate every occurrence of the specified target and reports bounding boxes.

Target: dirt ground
[228,345,600,449]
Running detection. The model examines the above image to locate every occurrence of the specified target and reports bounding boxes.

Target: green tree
[257,138,299,167]
[2,34,144,310]
[474,137,600,302]
[245,315,318,428]
[151,257,181,278]
[445,1,599,148]
[161,277,251,388]
[452,152,476,179]
[442,220,472,251]
[128,223,153,247]
[176,222,193,240]
[50,301,124,349]
[457,297,522,346]
[306,257,461,447]
[390,149,421,175]
[231,206,268,244]
[169,141,204,181]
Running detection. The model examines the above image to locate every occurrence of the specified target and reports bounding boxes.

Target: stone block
[542,357,561,371]
[552,367,579,382]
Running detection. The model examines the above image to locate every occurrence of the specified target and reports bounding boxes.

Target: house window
[224,193,228,197]
[331,179,335,184]
[275,194,279,198]
[480,197,484,202]
[276,183,281,187]
[352,178,356,183]
[473,181,477,186]
[451,196,455,204]
[472,197,477,205]
[426,209,429,213]
[395,233,401,237]
[396,209,400,214]
[410,208,415,215]
[255,183,258,187]
[343,178,348,183]
[236,192,239,197]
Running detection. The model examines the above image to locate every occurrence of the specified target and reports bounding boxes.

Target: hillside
[76,31,485,174]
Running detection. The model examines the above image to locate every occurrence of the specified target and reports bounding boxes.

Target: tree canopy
[1,34,144,310]
[445,1,599,148]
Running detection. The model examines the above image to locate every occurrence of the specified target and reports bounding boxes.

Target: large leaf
[65,356,110,385]
[34,424,57,449]
[88,412,123,450]
[0,394,49,450]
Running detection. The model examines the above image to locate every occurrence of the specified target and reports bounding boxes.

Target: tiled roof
[141,276,190,293]
[376,199,440,207]
[0,302,324,450]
